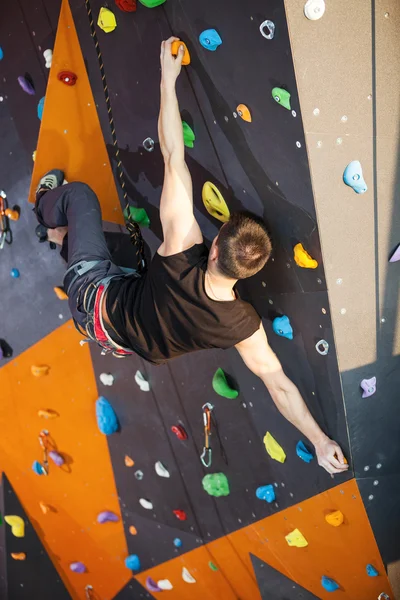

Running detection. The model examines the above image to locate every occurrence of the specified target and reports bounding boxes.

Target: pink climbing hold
[97,511,119,524]
[70,561,86,573]
[360,377,376,398]
[389,243,400,262]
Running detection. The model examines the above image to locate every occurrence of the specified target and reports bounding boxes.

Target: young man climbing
[34,38,348,477]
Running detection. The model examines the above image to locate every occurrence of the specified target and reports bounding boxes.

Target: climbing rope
[83,0,147,273]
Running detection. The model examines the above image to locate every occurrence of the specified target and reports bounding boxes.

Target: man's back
[105,243,260,364]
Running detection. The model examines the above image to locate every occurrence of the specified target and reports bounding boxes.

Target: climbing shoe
[35,224,56,250]
[35,169,64,199]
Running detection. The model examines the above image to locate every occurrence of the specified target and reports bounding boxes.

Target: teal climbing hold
[272,315,293,340]
[212,368,238,399]
[182,121,195,148]
[256,485,275,503]
[202,473,230,497]
[199,29,222,51]
[272,87,291,110]
[321,576,339,592]
[173,538,182,548]
[96,397,119,435]
[125,554,141,571]
[366,564,379,577]
[32,460,46,475]
[0,47,3,61]
[296,440,314,463]
[123,206,150,228]
[343,160,368,194]
[37,96,45,120]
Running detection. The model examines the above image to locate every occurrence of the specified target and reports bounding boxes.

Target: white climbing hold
[43,49,53,68]
[259,20,275,40]
[155,461,170,478]
[139,498,153,510]
[157,580,173,590]
[182,567,196,583]
[304,0,325,20]
[135,370,150,392]
[100,373,114,386]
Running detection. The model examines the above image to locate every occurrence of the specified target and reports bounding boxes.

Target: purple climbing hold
[97,511,119,524]
[49,450,65,467]
[146,577,162,592]
[389,243,400,263]
[360,377,376,398]
[17,75,35,95]
[70,561,86,573]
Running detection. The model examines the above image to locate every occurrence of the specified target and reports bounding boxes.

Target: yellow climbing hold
[4,516,25,538]
[285,528,308,548]
[325,510,344,527]
[38,409,59,419]
[11,553,26,560]
[32,150,36,162]
[293,243,318,269]
[202,182,230,223]
[31,365,50,377]
[97,7,117,33]
[263,432,286,463]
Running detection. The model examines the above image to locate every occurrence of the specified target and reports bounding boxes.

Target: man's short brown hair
[216,211,272,279]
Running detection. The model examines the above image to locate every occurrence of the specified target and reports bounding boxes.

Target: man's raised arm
[157,37,202,257]
[236,325,349,475]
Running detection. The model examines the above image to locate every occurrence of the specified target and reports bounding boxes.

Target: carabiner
[200,447,212,468]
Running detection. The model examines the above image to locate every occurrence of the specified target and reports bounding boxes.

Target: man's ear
[209,237,219,261]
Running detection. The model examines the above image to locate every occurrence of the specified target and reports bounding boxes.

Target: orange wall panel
[29,0,124,225]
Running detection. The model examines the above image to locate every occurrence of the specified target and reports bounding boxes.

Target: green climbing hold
[209,561,218,571]
[272,87,291,111]
[138,0,166,7]
[202,473,230,497]
[182,121,195,148]
[123,206,150,228]
[212,368,238,399]
[0,512,2,526]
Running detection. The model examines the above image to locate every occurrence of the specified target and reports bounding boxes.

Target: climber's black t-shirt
[106,243,261,365]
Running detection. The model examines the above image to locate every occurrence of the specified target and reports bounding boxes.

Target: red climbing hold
[115,0,137,11]
[173,509,187,521]
[171,425,188,440]
[57,71,78,86]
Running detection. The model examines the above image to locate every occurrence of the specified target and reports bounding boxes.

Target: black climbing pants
[35,182,135,331]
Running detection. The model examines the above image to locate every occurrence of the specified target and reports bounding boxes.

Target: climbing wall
[0,0,398,599]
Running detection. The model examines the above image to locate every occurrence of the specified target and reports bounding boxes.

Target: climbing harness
[200,403,228,468]
[201,403,213,467]
[83,0,146,273]
[0,191,12,249]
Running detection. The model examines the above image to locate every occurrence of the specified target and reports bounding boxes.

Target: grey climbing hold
[343,161,368,194]
[134,470,144,480]
[315,339,329,355]
[135,370,150,391]
[259,20,275,39]
[100,373,114,386]
[304,0,326,20]
[143,137,154,152]
[155,461,170,478]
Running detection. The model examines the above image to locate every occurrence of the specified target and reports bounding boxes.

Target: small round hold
[143,137,154,152]
[384,12,389,18]
[373,480,379,486]
[340,308,346,315]
[368,494,374,500]
[341,115,348,122]
[315,339,329,355]
[134,470,144,480]
[317,141,322,148]
[304,0,326,20]
[11,268,20,278]
[259,20,275,40]
[376,463,382,469]
[313,107,320,116]
[296,141,302,148]
[336,137,343,145]
[364,465,370,471]
[291,110,297,117]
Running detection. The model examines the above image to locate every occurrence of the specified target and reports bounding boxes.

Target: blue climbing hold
[173,538,182,548]
[0,47,3,61]
[32,460,45,475]
[272,315,293,340]
[96,396,119,435]
[10,269,20,278]
[296,440,314,463]
[366,564,379,577]
[199,29,222,51]
[343,160,368,194]
[125,554,141,571]
[256,485,276,503]
[321,576,339,592]
[37,96,45,121]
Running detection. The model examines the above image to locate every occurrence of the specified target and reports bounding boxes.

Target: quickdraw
[0,191,13,249]
[37,430,54,475]
[200,403,214,467]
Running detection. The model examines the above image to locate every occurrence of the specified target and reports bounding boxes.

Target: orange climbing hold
[237,104,252,122]
[129,525,137,535]
[38,409,59,419]
[171,40,191,65]
[31,365,50,377]
[11,553,26,560]
[54,286,68,300]
[39,502,51,514]
[125,455,135,467]
[293,243,318,269]
[5,208,20,221]
[325,510,344,527]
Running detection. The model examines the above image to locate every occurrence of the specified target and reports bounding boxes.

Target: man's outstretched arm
[235,325,349,475]
[157,37,202,257]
